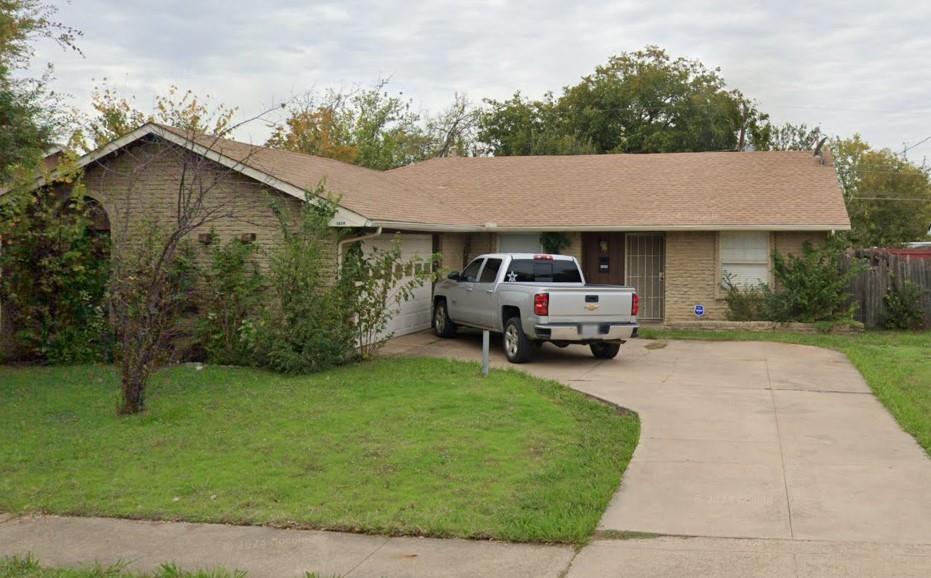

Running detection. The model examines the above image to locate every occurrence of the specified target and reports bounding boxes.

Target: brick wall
[664,231,727,321]
[82,139,336,277]
[436,233,467,273]
[774,231,829,258]
[562,232,583,261]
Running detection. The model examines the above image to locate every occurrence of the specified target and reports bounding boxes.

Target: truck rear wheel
[503,317,533,363]
[590,342,621,359]
[433,300,457,338]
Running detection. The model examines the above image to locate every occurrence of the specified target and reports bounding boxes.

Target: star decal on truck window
[506,271,518,282]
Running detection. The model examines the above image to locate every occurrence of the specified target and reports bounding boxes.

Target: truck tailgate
[545,287,635,323]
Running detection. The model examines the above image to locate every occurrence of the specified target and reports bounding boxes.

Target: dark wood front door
[582,232,625,285]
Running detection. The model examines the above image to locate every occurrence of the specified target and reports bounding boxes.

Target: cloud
[31,0,931,156]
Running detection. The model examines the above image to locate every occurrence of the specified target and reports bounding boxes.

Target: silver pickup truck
[432,253,639,363]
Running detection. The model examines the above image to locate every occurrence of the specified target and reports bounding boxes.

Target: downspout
[337,226,383,273]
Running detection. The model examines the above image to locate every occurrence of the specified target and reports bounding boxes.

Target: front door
[625,233,666,321]
[582,232,625,285]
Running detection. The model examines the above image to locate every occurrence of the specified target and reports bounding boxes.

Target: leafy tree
[0,171,111,363]
[267,81,479,168]
[267,81,428,169]
[479,46,766,155]
[832,135,931,246]
[478,92,594,156]
[753,122,824,152]
[0,0,80,180]
[82,82,237,149]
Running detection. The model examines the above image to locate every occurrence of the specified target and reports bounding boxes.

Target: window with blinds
[720,231,770,288]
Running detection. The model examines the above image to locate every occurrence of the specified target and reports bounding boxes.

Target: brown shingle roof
[388,151,851,230]
[157,124,850,230]
[156,124,473,226]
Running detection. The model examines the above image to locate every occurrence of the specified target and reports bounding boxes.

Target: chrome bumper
[532,322,639,342]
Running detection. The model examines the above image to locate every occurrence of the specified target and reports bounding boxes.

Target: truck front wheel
[433,300,457,338]
[503,317,533,363]
[590,342,621,359]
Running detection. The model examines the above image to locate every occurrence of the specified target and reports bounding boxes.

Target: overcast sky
[31,0,931,158]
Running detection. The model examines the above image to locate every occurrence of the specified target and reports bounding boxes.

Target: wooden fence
[842,250,931,328]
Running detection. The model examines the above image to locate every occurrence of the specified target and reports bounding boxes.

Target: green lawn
[641,328,931,455]
[0,556,243,578]
[0,357,638,544]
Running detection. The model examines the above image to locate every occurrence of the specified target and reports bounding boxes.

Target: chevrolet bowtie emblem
[585,303,599,311]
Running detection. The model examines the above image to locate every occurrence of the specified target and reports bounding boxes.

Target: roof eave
[366,221,852,233]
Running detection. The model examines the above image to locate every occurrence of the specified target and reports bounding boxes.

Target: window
[460,259,484,282]
[479,258,502,282]
[504,259,583,283]
[720,232,770,288]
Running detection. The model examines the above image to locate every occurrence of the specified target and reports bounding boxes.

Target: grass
[0,555,244,578]
[641,328,931,455]
[0,357,639,544]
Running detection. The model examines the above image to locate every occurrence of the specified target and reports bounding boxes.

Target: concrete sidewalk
[0,514,575,577]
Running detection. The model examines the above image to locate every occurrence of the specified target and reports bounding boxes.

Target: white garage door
[362,234,434,338]
[498,233,542,253]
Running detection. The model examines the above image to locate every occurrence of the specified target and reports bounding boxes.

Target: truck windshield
[504,259,582,283]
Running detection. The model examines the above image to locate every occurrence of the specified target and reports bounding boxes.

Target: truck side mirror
[447,271,461,281]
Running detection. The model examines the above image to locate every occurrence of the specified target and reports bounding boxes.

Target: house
[2,123,850,341]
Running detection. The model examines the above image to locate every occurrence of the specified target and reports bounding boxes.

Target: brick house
[2,123,850,341]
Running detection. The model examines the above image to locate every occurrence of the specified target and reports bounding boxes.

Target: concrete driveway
[383,331,931,577]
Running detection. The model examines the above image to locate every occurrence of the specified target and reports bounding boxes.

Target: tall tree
[267,81,479,169]
[479,46,766,156]
[753,122,824,151]
[82,82,237,149]
[0,0,80,180]
[477,92,594,156]
[832,135,931,246]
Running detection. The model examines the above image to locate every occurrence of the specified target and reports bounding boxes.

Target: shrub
[764,241,861,323]
[250,187,437,373]
[250,193,355,373]
[883,280,927,330]
[340,237,436,358]
[0,183,112,363]
[723,276,767,321]
[195,235,265,365]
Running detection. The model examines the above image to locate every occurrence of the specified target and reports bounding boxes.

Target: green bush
[249,193,355,374]
[723,276,767,321]
[883,280,927,330]
[0,184,112,363]
[722,241,864,324]
[340,237,436,358]
[764,241,861,323]
[195,235,265,365]
[248,187,436,373]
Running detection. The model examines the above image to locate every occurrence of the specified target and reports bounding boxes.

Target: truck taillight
[534,293,550,316]
[632,293,639,317]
